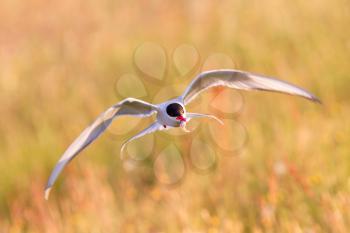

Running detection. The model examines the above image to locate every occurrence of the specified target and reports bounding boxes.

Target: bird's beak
[176,115,187,122]
[177,115,190,132]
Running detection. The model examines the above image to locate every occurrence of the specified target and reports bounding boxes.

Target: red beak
[176,115,187,122]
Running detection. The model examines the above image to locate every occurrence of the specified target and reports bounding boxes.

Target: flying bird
[45,69,320,199]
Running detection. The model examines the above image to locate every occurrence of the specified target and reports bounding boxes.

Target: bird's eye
[166,103,184,117]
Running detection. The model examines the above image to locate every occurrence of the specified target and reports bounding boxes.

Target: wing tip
[44,187,52,200]
[309,94,322,104]
[212,116,224,125]
[120,143,127,160]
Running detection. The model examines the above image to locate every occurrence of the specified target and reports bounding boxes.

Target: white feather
[45,98,158,199]
[181,69,320,105]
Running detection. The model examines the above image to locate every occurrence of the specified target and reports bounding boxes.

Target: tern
[45,69,320,199]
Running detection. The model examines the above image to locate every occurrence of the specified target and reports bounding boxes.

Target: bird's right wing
[45,98,158,199]
[180,69,320,105]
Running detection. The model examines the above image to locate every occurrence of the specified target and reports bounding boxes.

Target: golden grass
[1,0,350,232]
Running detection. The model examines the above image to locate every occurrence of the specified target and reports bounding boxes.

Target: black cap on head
[166,103,184,117]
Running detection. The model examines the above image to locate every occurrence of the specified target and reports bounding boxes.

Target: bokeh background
[1,0,350,232]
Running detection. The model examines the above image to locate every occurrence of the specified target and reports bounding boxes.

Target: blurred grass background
[1,0,350,232]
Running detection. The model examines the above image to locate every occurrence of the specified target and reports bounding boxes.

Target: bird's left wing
[180,69,320,105]
[45,98,158,199]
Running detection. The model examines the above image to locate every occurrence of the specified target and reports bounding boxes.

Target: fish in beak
[176,115,190,132]
[176,115,187,122]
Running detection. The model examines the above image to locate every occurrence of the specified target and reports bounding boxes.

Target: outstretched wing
[180,69,320,105]
[45,98,158,199]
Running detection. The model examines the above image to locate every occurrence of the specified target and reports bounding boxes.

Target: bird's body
[158,100,186,127]
[45,69,320,199]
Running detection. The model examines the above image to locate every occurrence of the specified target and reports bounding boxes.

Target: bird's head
[166,103,187,123]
